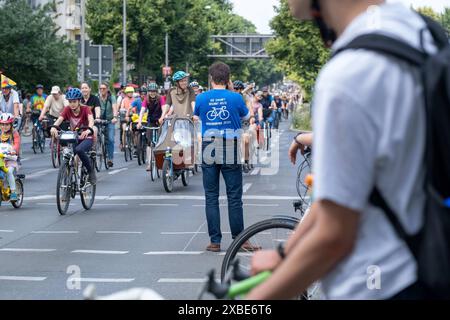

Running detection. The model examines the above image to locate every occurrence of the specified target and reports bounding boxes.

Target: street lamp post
[123,0,127,85]
[81,0,86,82]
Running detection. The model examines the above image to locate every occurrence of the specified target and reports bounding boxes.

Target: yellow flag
[1,74,17,88]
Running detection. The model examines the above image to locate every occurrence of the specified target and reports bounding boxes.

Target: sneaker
[107,160,113,168]
[89,170,97,185]
[206,243,221,252]
[9,192,18,201]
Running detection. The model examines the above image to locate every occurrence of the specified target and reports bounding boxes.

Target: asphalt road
[0,119,302,300]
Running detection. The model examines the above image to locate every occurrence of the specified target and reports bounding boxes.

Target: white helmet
[0,113,14,124]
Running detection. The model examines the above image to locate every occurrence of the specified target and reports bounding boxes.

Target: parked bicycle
[55,129,96,215]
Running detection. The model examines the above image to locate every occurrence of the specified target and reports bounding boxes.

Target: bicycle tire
[181,170,189,186]
[39,129,45,153]
[51,137,59,168]
[296,156,311,199]
[32,127,37,154]
[80,165,96,210]
[150,148,156,182]
[21,116,33,137]
[56,161,72,215]
[102,135,109,170]
[220,217,298,281]
[162,158,173,193]
[11,179,24,209]
[96,135,103,172]
[137,133,143,166]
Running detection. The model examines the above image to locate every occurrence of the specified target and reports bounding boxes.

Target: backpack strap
[332,33,427,66]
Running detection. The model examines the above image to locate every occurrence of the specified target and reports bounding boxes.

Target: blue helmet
[173,71,189,82]
[65,88,83,100]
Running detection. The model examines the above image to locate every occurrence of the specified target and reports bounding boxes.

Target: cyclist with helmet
[50,88,96,184]
[273,92,284,129]
[260,86,276,129]
[234,80,256,173]
[159,71,196,123]
[137,82,163,171]
[0,113,21,201]
[190,81,201,96]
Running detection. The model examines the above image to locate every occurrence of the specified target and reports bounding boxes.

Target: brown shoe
[206,243,221,252]
[240,241,262,252]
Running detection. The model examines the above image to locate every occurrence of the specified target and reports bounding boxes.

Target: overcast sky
[229,0,449,34]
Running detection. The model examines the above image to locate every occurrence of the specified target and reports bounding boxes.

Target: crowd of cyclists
[0,74,300,195]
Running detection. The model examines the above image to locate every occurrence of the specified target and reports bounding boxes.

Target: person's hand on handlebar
[38,115,45,122]
[50,127,58,138]
[79,129,91,140]
[250,250,282,276]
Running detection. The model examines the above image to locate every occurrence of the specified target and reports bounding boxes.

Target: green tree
[0,0,77,93]
[415,6,441,21]
[267,0,329,99]
[86,0,284,87]
[440,8,450,36]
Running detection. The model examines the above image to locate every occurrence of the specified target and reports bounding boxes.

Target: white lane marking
[108,168,128,175]
[143,251,204,255]
[0,248,56,252]
[139,204,179,207]
[95,203,129,206]
[71,278,135,283]
[37,203,77,206]
[31,231,79,234]
[20,158,29,162]
[27,169,58,179]
[26,195,300,201]
[0,276,47,281]
[71,250,129,255]
[161,232,230,235]
[244,204,279,207]
[217,252,254,256]
[192,204,227,207]
[158,278,210,283]
[251,168,260,175]
[0,230,14,233]
[96,231,142,234]
[243,183,252,193]
[182,222,206,252]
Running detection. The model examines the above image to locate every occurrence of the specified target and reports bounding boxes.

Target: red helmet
[0,113,15,124]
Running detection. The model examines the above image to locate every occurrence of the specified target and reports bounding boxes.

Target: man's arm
[247,200,359,300]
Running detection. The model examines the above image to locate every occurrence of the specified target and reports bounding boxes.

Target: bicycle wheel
[21,116,32,137]
[51,137,59,168]
[181,169,189,186]
[80,166,96,210]
[150,147,157,182]
[140,132,147,165]
[95,135,103,172]
[136,133,143,166]
[39,129,45,153]
[296,155,312,199]
[56,161,72,215]
[32,127,37,154]
[162,158,173,193]
[11,179,24,209]
[220,217,298,282]
[102,135,109,170]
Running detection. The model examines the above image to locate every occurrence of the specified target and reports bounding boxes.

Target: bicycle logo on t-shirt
[206,106,230,121]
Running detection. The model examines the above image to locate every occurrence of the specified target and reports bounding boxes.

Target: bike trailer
[153,115,195,171]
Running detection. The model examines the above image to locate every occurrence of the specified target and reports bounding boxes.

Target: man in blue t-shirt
[194,62,259,253]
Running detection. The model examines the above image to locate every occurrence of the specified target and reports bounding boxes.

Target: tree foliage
[0,0,77,93]
[86,0,282,86]
[266,0,329,99]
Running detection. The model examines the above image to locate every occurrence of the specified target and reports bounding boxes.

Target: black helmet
[139,86,148,94]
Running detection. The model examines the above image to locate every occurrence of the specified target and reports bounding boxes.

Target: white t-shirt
[313,2,436,299]
[0,89,19,114]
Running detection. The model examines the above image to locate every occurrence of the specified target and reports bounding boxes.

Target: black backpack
[333,15,450,298]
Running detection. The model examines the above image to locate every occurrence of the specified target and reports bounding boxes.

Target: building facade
[27,0,82,41]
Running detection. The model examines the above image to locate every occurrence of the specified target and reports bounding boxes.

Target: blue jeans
[75,139,93,173]
[202,140,244,244]
[106,123,115,160]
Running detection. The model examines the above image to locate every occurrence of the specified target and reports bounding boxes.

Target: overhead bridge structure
[208,34,275,59]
